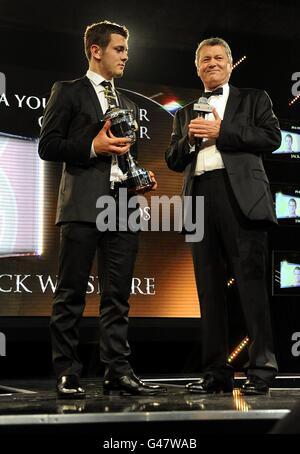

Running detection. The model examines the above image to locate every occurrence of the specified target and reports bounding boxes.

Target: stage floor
[0,375,299,443]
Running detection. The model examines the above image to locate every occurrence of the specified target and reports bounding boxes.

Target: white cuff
[90,141,97,158]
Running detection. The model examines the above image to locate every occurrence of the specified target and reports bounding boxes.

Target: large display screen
[271,183,300,225]
[0,70,200,317]
[0,133,42,257]
[273,251,300,296]
[266,120,300,162]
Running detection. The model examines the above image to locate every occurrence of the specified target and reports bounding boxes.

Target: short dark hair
[289,198,297,205]
[285,134,293,142]
[84,20,129,60]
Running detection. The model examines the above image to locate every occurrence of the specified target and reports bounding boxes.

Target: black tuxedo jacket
[165,85,281,224]
[39,76,138,224]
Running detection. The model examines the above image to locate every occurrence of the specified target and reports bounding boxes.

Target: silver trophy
[104,107,154,193]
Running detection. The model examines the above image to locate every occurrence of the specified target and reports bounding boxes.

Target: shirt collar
[86,69,115,90]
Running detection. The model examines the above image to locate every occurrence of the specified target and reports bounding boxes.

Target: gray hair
[195,37,233,68]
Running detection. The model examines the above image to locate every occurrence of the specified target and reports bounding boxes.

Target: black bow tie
[203,87,223,98]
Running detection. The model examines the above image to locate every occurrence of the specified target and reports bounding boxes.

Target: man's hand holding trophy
[103,106,156,193]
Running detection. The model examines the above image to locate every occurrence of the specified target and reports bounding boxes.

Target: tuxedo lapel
[82,76,104,122]
[116,89,133,110]
[222,85,242,125]
[116,89,125,109]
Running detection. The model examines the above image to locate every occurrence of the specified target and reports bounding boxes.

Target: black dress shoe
[240,376,269,395]
[56,375,86,399]
[103,372,167,396]
[186,374,233,394]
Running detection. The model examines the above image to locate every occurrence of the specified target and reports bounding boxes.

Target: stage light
[288,94,300,106]
[149,92,164,99]
[227,336,250,363]
[163,100,182,112]
[233,56,247,70]
[227,277,235,287]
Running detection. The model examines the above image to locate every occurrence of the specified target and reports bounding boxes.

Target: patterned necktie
[101,81,128,173]
[101,80,118,111]
[203,87,223,98]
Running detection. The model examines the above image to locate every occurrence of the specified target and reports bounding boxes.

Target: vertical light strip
[37,148,44,255]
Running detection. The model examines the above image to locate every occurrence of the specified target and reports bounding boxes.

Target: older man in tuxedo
[39,20,164,398]
[166,37,281,395]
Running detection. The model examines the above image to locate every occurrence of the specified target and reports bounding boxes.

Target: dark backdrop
[1,0,300,377]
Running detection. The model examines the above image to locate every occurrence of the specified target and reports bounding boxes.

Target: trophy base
[125,169,154,193]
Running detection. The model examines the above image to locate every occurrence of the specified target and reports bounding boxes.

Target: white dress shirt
[194,83,230,175]
[86,69,126,183]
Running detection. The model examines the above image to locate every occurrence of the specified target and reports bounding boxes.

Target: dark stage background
[1,0,300,377]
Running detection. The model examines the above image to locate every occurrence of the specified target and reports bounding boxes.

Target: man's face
[285,136,292,151]
[197,45,232,90]
[99,33,128,79]
[294,269,300,284]
[288,200,296,215]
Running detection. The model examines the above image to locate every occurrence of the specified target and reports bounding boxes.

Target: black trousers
[191,169,278,384]
[50,221,139,379]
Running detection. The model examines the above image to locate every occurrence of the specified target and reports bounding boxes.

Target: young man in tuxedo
[39,21,165,398]
[166,37,280,395]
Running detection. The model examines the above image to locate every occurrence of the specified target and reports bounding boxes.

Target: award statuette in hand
[104,107,154,193]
